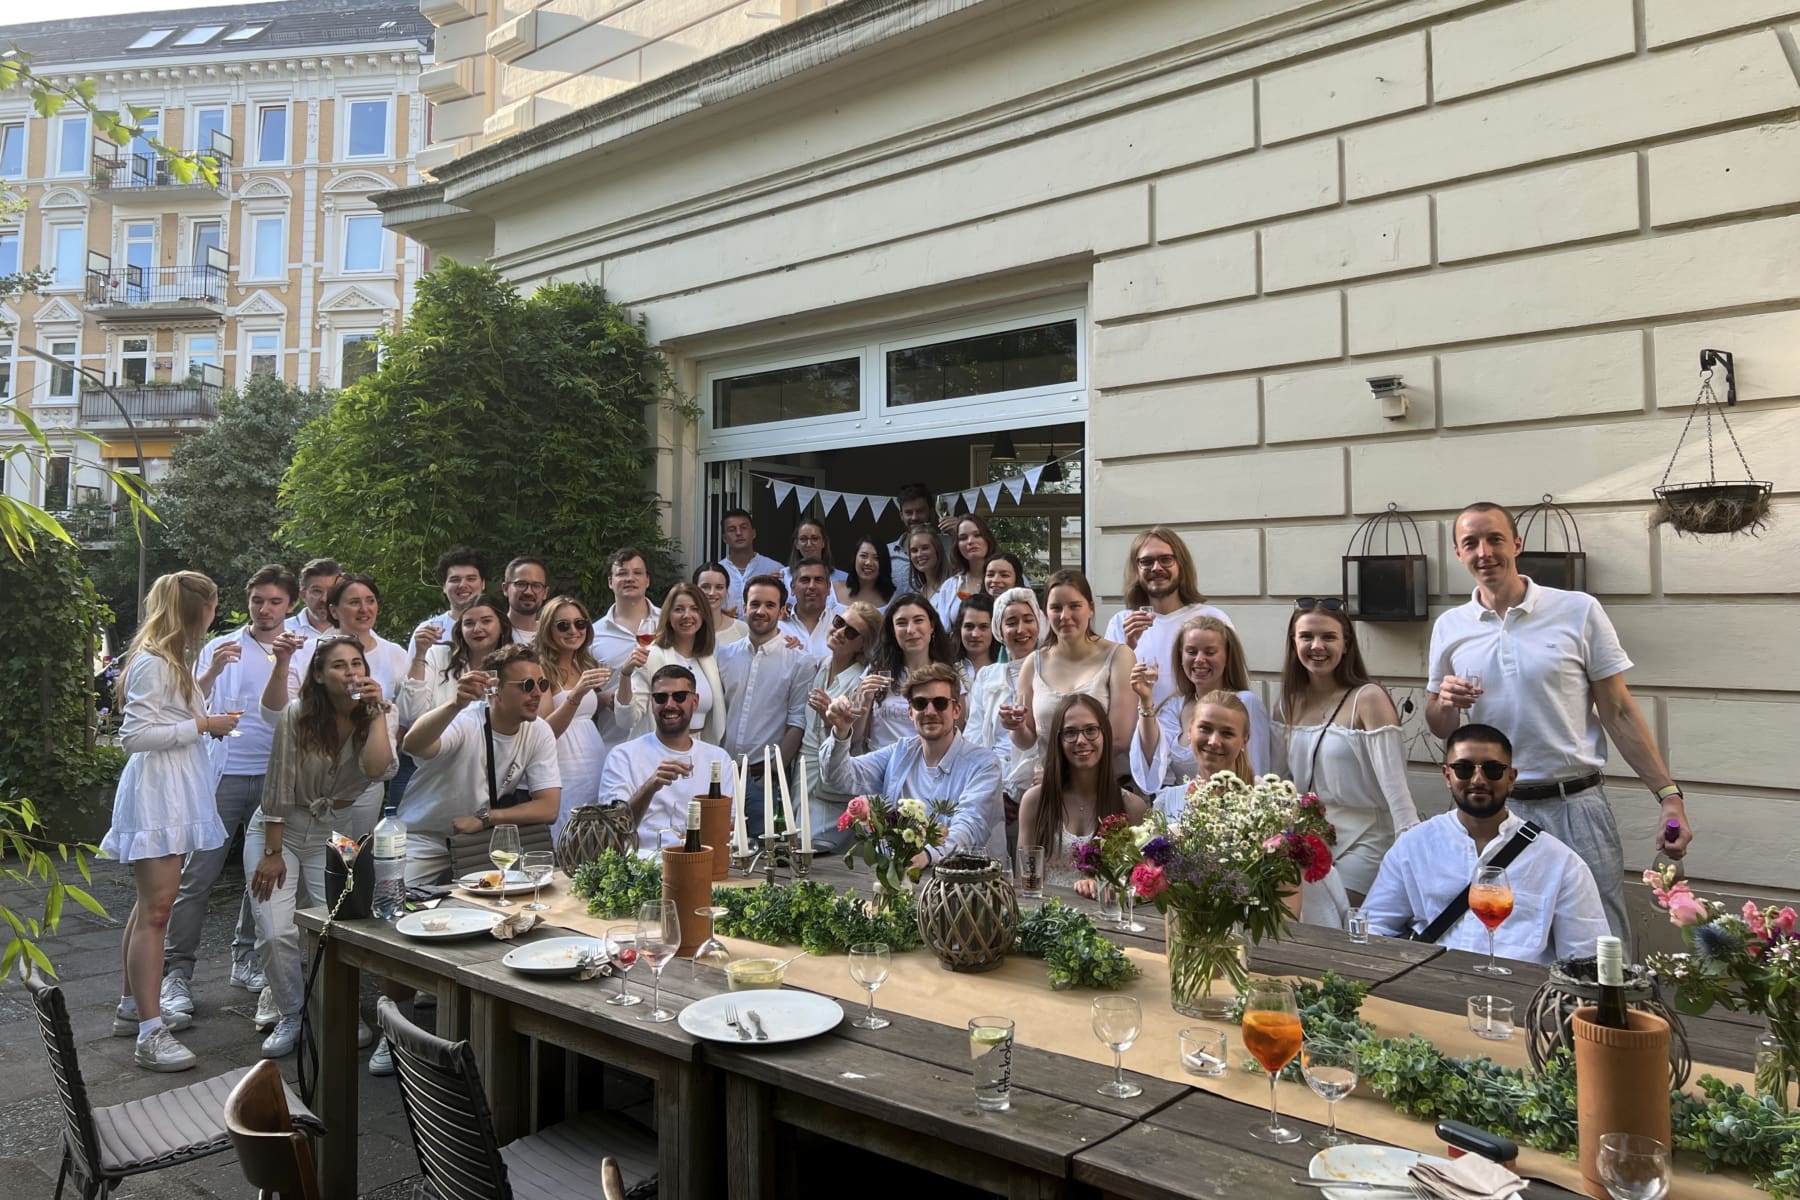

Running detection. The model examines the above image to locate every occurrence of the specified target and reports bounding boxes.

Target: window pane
[252,217,284,276]
[348,100,387,157]
[59,117,89,174]
[129,28,175,49]
[53,226,85,286]
[250,332,278,376]
[257,106,286,163]
[0,123,22,177]
[712,358,860,429]
[49,342,76,397]
[340,335,377,386]
[0,348,12,400]
[885,319,1078,408]
[0,231,17,278]
[46,457,70,510]
[196,108,227,156]
[192,220,222,267]
[129,114,159,171]
[342,215,382,271]
[173,25,225,45]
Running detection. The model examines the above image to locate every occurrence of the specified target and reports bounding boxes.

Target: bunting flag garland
[751,449,1079,520]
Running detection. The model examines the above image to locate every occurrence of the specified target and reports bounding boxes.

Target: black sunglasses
[830,614,863,640]
[651,690,694,706]
[909,695,953,713]
[1447,760,1509,781]
[553,618,590,633]
[1295,597,1347,612]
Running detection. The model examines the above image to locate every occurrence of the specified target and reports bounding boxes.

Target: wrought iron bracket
[1700,349,1735,406]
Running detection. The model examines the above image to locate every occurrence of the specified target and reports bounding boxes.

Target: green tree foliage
[280,262,678,629]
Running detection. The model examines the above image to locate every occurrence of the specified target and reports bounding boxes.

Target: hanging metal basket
[1516,495,1587,593]
[1342,503,1430,622]
[1653,350,1773,537]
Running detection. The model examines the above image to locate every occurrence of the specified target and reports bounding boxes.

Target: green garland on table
[710,880,923,954]
[1013,900,1139,990]
[569,852,665,918]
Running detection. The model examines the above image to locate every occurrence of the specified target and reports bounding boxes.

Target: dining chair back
[224,1059,321,1200]
[376,996,514,1200]
[447,824,554,879]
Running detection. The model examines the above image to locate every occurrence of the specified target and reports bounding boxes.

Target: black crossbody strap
[484,706,498,811]
[1409,821,1542,944]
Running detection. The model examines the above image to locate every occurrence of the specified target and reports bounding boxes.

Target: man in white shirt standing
[421,547,487,640]
[593,548,658,755]
[1364,723,1608,965]
[502,555,549,644]
[600,665,736,851]
[284,558,340,642]
[719,508,787,613]
[718,575,812,840]
[1427,501,1690,940]
[777,558,838,660]
[1103,526,1234,711]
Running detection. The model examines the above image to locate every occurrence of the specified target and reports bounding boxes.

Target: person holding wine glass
[592,549,659,749]
[627,583,727,744]
[399,596,515,725]
[857,592,958,751]
[536,595,618,835]
[1363,723,1608,966]
[931,514,999,628]
[801,601,880,853]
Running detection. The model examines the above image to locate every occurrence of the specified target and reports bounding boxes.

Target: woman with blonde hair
[102,571,236,1072]
[800,600,881,851]
[1128,614,1271,792]
[628,582,726,744]
[537,595,617,830]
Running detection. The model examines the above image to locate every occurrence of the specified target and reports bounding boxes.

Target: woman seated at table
[1128,615,1271,793]
[398,596,515,725]
[626,583,727,745]
[1017,694,1147,895]
[249,634,397,1058]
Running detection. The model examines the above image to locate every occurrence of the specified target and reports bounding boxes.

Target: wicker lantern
[1342,503,1431,622]
[1526,955,1690,1087]
[915,855,1020,973]
[1515,495,1587,593]
[555,804,639,875]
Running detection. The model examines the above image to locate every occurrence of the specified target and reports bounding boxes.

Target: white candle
[774,749,797,834]
[798,759,812,845]
[733,754,750,853]
[761,745,773,838]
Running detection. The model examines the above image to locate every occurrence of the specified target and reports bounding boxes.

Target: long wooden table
[298,864,1749,1199]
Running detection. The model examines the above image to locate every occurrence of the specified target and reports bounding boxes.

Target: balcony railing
[45,506,120,543]
[80,383,220,426]
[85,266,226,317]
[90,153,229,201]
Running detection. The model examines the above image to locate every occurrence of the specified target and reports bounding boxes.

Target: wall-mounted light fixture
[990,431,1018,463]
[1367,374,1407,421]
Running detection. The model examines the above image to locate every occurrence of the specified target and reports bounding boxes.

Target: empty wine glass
[488,824,522,907]
[1091,995,1143,1099]
[1468,864,1515,976]
[1596,1132,1671,1200]
[520,851,555,911]
[635,899,680,1023]
[848,942,890,1030]
[603,925,641,1007]
[1301,1038,1358,1148]
[692,905,731,978]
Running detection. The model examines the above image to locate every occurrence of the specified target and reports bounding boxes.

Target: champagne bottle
[707,761,723,800]
[1594,934,1630,1030]
[683,798,704,853]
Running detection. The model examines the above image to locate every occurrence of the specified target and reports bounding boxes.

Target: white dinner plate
[1308,1145,1453,1199]
[457,869,544,897]
[677,990,843,1045]
[501,936,605,976]
[395,909,501,940]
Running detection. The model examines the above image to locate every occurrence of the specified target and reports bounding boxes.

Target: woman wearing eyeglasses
[800,601,881,852]
[1017,694,1146,892]
[1128,614,1271,793]
[626,583,726,745]
[398,596,514,725]
[1271,597,1419,904]
[535,596,618,832]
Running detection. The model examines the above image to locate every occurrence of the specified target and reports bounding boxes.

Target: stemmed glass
[520,851,555,911]
[848,942,891,1030]
[635,899,680,1023]
[636,615,659,649]
[1301,1039,1358,1148]
[1242,980,1303,1143]
[1114,879,1145,934]
[692,905,732,977]
[488,824,522,907]
[1468,864,1516,976]
[1596,1133,1671,1200]
[220,693,248,737]
[603,925,641,1007]
[1091,995,1143,1098]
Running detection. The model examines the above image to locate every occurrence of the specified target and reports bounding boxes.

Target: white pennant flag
[868,496,891,521]
[1003,476,1027,503]
[844,493,866,520]
[818,490,843,517]
[1023,465,1046,492]
[795,485,818,511]
[771,480,794,507]
[981,481,1004,510]
[962,488,983,512]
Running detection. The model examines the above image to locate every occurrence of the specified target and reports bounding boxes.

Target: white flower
[903,828,923,848]
[897,797,927,823]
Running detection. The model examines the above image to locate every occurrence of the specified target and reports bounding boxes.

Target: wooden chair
[24,971,323,1200]
[224,1059,321,1200]
[376,997,655,1199]
[446,823,555,878]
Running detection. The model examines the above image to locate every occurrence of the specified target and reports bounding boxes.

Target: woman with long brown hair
[537,595,616,831]
[1017,694,1147,892]
[628,582,726,744]
[398,595,514,724]
[932,513,999,627]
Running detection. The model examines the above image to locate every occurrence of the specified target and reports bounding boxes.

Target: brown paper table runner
[466,877,1761,1198]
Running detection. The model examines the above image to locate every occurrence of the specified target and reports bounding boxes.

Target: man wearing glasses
[502,555,550,644]
[601,664,736,851]
[821,662,1004,869]
[1362,724,1606,965]
[1103,526,1234,710]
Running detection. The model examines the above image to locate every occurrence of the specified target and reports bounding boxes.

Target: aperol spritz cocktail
[1241,981,1304,1143]
[1468,865,1515,976]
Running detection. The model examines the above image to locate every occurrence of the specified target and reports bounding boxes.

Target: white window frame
[245,212,286,280]
[191,105,229,158]
[116,335,152,386]
[336,330,379,386]
[46,219,86,289]
[0,338,15,401]
[54,115,90,177]
[184,332,221,384]
[0,227,19,279]
[242,328,281,382]
[0,119,24,179]
[253,103,290,166]
[46,337,79,401]
[341,95,394,161]
[120,218,157,279]
[188,217,224,270]
[339,212,386,273]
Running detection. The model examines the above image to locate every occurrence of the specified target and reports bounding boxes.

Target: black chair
[446,824,555,878]
[376,997,655,1199]
[224,1059,321,1200]
[25,971,324,1200]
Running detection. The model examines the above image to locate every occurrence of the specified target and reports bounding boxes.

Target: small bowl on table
[725,958,788,991]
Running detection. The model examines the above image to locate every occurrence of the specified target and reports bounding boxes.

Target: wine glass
[636,615,658,649]
[1241,980,1303,1143]
[1468,864,1515,976]
[848,942,891,1030]
[487,824,522,908]
[635,899,680,1023]
[220,693,248,737]
[1301,1038,1358,1148]
[603,925,641,1007]
[1091,995,1143,1099]
[520,851,555,911]
[692,905,732,978]
[1596,1133,1671,1200]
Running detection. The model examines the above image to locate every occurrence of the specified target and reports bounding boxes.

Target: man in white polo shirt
[1102,526,1234,711]
[1426,501,1691,939]
[600,664,736,852]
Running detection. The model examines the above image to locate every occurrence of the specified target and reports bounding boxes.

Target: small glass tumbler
[1180,1026,1228,1077]
[1345,907,1369,944]
[1467,994,1515,1040]
[969,1016,1015,1111]
[1016,846,1045,900]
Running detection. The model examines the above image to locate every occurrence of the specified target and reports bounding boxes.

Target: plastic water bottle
[372,805,407,920]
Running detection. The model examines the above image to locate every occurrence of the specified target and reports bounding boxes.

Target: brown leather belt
[1511,772,1603,802]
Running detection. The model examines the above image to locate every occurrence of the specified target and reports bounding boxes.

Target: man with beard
[717,575,812,840]
[1363,723,1606,964]
[502,555,549,644]
[600,664,736,849]
[1103,526,1233,711]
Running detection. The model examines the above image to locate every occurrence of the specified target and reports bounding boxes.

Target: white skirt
[99,740,229,863]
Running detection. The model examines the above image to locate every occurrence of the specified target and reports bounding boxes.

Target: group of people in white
[100,488,1693,1075]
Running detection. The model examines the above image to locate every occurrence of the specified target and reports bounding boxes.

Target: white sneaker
[368,1036,395,1076]
[113,1004,190,1037]
[253,986,280,1032]
[160,974,195,1018]
[261,1014,303,1059]
[358,1018,376,1049]
[231,958,267,991]
[134,1026,198,1073]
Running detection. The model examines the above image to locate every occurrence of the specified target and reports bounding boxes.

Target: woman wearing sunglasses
[536,596,619,831]
[1017,694,1146,893]
[800,601,882,852]
[1271,596,1419,904]
[1128,614,1271,793]
[398,596,514,725]
[626,583,726,745]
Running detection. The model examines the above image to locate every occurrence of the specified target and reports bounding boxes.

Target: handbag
[324,836,374,920]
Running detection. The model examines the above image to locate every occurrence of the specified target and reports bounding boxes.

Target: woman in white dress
[1017,694,1147,891]
[855,592,958,750]
[967,587,1045,852]
[1004,570,1136,778]
[102,571,235,1072]
[932,514,998,627]
[628,583,726,744]
[1128,615,1272,793]
[537,595,618,835]
[800,601,880,852]
[1271,598,1419,904]
[693,562,749,646]
[398,596,513,725]
[843,536,897,612]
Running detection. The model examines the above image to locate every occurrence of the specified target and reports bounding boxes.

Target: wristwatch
[262,845,282,858]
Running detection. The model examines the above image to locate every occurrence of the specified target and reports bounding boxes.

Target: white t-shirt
[721,553,787,612]
[598,733,738,855]
[197,627,298,774]
[397,705,561,837]
[1427,579,1631,782]
[1102,602,1235,710]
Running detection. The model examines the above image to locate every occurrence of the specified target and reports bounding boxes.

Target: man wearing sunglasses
[601,664,736,850]
[820,662,1005,870]
[1363,724,1607,965]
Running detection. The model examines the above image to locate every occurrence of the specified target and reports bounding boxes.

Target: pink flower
[1666,887,1707,927]
[1745,901,1771,939]
[836,811,853,832]
[846,796,871,822]
[1129,862,1168,901]
[1642,868,1668,902]
[1777,908,1798,938]
[1262,835,1284,853]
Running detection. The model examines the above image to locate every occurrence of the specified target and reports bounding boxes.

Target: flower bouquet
[839,795,953,908]
[1135,772,1335,1017]
[1644,865,1800,1108]
[1071,813,1146,931]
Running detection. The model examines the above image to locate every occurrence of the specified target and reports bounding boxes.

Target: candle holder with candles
[790,843,815,879]
[760,834,783,887]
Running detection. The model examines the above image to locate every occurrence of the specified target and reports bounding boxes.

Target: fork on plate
[724,1004,751,1041]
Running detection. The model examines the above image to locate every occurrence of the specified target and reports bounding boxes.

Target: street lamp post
[20,344,148,617]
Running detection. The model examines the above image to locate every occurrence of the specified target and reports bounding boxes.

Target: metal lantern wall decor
[1653,349,1774,537]
[1342,503,1431,622]
[1515,495,1587,593]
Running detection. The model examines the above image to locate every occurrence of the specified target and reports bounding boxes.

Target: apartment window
[119,336,150,386]
[48,340,78,399]
[0,229,18,278]
[185,334,221,384]
[50,223,85,287]
[886,319,1078,408]
[45,456,71,511]
[0,341,13,400]
[128,113,160,180]
[224,24,267,41]
[255,105,288,165]
[194,106,229,157]
[123,221,155,298]
[248,214,285,278]
[345,98,391,158]
[191,219,223,269]
[0,122,22,178]
[711,357,861,429]
[339,333,378,386]
[248,331,279,377]
[128,28,174,49]
[56,116,89,176]
[341,214,384,272]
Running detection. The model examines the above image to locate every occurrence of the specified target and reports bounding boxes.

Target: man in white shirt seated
[821,662,1005,868]
[1363,723,1608,965]
[397,643,562,886]
[600,664,737,853]
[777,558,838,660]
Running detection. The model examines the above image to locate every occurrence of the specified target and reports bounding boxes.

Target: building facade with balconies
[0,0,433,518]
